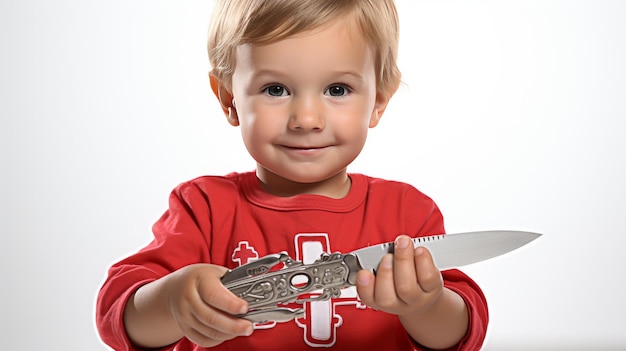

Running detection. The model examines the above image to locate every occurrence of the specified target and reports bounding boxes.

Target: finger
[185,314,253,348]
[414,246,443,293]
[198,274,249,316]
[184,323,237,348]
[392,235,420,303]
[373,254,399,309]
[355,270,375,306]
[173,302,243,348]
[191,305,253,338]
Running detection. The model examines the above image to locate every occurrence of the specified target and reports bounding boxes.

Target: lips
[279,141,333,150]
[285,145,327,150]
[279,144,332,156]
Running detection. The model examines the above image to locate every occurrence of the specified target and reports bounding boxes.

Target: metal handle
[221,251,362,322]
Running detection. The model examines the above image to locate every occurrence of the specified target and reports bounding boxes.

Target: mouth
[279,144,332,155]
[285,145,327,150]
[280,141,333,149]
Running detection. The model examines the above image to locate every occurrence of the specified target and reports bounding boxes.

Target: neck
[256,168,351,199]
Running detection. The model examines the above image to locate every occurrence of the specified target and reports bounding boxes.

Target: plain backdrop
[2,0,625,349]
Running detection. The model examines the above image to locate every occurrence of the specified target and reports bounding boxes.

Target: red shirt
[96,172,488,350]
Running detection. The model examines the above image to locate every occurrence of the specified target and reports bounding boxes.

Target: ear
[368,91,392,128]
[209,72,239,126]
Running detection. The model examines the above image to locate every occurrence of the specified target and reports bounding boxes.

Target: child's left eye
[325,85,350,97]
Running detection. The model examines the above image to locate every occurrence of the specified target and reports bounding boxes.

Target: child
[96,0,488,350]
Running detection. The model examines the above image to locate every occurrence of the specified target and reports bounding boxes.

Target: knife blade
[352,230,541,272]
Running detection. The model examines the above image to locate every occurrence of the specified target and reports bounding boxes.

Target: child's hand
[355,235,444,317]
[164,264,254,347]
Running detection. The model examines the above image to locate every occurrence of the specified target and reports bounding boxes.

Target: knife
[222,230,540,323]
[353,230,541,272]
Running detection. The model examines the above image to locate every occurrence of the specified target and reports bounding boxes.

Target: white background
[2,0,625,349]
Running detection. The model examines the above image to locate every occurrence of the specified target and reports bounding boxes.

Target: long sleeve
[96,182,213,350]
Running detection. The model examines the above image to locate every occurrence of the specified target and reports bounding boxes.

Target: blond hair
[207,0,401,96]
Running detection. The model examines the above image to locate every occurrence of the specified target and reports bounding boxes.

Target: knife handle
[221,252,361,321]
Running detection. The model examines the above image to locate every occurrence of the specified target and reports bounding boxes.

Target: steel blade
[352,230,541,271]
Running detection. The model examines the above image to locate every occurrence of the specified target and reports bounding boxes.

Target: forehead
[235,20,375,77]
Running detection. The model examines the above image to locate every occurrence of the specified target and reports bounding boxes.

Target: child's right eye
[263,85,289,97]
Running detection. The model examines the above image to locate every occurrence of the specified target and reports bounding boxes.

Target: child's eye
[263,85,289,97]
[325,85,350,97]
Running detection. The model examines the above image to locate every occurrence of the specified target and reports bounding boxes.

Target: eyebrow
[250,69,288,80]
[251,69,365,82]
[332,71,366,82]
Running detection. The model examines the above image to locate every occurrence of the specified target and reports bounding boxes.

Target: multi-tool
[221,230,541,323]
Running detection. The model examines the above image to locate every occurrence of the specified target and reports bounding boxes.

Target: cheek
[238,105,282,147]
[332,105,373,138]
[239,121,269,163]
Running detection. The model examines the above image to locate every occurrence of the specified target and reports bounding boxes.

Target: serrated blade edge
[352,230,541,271]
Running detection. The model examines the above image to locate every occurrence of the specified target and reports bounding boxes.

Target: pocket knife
[221,230,541,323]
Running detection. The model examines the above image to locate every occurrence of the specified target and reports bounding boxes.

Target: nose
[288,95,325,131]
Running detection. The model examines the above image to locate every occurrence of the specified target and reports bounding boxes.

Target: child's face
[228,21,389,197]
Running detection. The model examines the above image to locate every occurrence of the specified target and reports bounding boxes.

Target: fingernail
[243,325,254,336]
[395,235,409,249]
[357,273,371,286]
[382,254,393,269]
[414,246,425,256]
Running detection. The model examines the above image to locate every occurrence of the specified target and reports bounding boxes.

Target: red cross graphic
[232,241,259,266]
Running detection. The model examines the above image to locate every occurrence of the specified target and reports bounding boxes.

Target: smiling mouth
[280,145,332,154]
[281,143,331,150]
[288,146,326,150]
